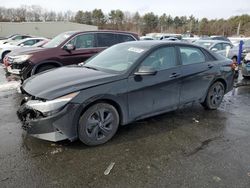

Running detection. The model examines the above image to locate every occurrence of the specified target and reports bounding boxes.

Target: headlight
[25,92,79,115]
[13,54,32,63]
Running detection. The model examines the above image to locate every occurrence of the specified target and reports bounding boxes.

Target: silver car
[219,39,250,61]
[242,53,250,78]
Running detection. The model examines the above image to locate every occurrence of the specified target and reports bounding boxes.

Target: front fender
[31,60,63,75]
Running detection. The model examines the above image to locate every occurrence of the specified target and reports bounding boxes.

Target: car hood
[8,47,48,56]
[22,66,122,100]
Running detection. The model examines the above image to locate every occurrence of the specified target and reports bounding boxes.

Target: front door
[127,46,182,119]
[60,33,100,65]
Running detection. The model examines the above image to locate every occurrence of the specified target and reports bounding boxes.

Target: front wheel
[36,64,57,74]
[78,103,119,146]
[201,82,225,110]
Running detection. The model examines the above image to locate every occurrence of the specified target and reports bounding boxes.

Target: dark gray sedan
[18,41,234,146]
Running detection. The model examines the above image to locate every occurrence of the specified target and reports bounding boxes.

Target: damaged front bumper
[17,99,81,142]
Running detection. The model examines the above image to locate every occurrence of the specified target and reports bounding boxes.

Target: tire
[36,64,57,74]
[201,82,225,110]
[78,103,119,146]
[1,51,10,63]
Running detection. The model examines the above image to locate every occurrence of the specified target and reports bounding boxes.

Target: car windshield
[43,32,74,48]
[84,43,148,73]
[194,41,215,49]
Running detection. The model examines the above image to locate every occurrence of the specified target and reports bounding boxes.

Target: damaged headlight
[25,92,79,116]
[12,54,32,63]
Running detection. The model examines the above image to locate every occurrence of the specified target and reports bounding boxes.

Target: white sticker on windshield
[128,47,144,53]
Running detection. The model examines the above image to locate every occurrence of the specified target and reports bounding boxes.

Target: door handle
[208,64,213,69]
[169,73,181,78]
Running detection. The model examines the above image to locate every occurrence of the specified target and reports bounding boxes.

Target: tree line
[0,5,249,36]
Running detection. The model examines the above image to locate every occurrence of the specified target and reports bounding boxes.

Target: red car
[6,30,139,80]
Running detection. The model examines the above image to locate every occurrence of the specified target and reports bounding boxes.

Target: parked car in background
[6,30,139,80]
[161,37,181,41]
[210,36,231,42]
[242,53,250,78]
[0,34,31,45]
[31,39,50,47]
[212,39,250,62]
[0,37,48,63]
[194,40,240,77]
[140,36,154,40]
[194,40,233,52]
[17,41,234,145]
[159,34,182,40]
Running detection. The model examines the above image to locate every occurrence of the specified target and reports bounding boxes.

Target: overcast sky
[1,0,250,19]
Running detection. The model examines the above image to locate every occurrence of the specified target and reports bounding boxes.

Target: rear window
[179,46,206,65]
[96,33,117,47]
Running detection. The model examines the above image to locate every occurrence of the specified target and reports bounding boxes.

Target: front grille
[11,63,23,70]
[17,104,45,129]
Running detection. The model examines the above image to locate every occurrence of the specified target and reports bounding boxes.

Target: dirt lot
[0,65,250,188]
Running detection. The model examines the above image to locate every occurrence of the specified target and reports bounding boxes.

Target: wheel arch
[80,98,125,126]
[213,78,227,91]
[31,60,62,75]
[1,50,11,59]
[201,77,227,103]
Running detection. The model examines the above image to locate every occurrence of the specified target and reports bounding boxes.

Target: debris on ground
[247,172,250,177]
[50,148,63,155]
[104,162,115,175]
[192,118,199,123]
[213,176,222,182]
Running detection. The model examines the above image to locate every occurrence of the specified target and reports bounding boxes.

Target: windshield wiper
[83,65,99,71]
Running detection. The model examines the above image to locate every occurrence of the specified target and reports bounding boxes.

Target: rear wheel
[78,103,119,146]
[201,82,225,110]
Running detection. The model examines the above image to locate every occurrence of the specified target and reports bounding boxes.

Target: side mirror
[64,44,75,51]
[211,48,218,52]
[20,43,24,47]
[134,66,157,76]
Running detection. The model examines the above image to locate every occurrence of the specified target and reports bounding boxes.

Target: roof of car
[195,39,231,43]
[66,30,138,36]
[120,40,195,48]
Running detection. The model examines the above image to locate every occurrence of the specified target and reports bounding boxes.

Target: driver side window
[68,34,95,49]
[140,47,177,71]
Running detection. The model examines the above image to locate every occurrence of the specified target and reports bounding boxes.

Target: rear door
[60,33,98,65]
[178,46,216,104]
[96,33,117,48]
[128,46,182,119]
